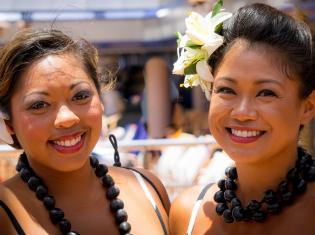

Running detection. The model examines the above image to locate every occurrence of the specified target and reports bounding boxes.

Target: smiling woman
[0,29,170,235]
[170,2,315,235]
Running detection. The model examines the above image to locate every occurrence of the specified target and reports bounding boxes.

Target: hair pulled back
[210,3,314,98]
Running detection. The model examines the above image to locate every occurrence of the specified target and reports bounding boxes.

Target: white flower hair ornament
[0,111,14,144]
[172,0,232,100]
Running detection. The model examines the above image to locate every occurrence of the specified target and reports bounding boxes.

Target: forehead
[15,53,91,89]
[214,40,293,82]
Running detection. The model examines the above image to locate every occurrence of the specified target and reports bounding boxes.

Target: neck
[235,146,298,204]
[27,157,99,200]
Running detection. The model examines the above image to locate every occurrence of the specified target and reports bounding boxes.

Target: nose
[54,105,80,128]
[230,97,257,121]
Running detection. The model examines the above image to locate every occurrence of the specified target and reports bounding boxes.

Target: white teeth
[231,129,261,137]
[53,135,81,147]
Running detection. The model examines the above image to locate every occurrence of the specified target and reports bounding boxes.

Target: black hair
[210,3,314,98]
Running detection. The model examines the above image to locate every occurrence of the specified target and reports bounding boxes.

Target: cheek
[84,98,104,128]
[208,98,228,131]
[208,104,220,134]
[12,114,50,148]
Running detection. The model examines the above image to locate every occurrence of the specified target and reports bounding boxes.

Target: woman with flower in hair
[0,29,170,235]
[170,1,315,235]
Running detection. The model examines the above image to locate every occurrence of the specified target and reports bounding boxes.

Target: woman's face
[10,53,104,171]
[209,40,314,164]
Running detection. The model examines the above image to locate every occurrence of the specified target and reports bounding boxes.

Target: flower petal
[199,80,212,101]
[202,36,223,55]
[206,11,233,31]
[179,34,190,48]
[184,74,200,88]
[196,60,214,82]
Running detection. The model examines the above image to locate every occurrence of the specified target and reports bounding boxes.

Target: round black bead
[119,221,131,234]
[20,168,33,182]
[49,208,65,224]
[215,203,227,216]
[115,209,128,224]
[95,164,108,177]
[67,232,80,235]
[217,179,226,191]
[232,206,245,221]
[287,168,299,182]
[225,167,238,180]
[59,218,72,234]
[110,198,124,212]
[297,147,306,157]
[225,178,237,190]
[267,203,281,214]
[294,179,307,194]
[306,166,315,181]
[247,200,261,211]
[299,154,311,167]
[222,209,234,223]
[280,191,294,205]
[263,190,277,204]
[16,160,27,172]
[90,157,99,168]
[43,196,56,210]
[27,176,41,191]
[213,191,225,203]
[242,208,252,221]
[19,153,29,165]
[251,210,267,222]
[224,190,236,202]
[102,174,114,188]
[231,198,242,208]
[278,181,289,193]
[106,185,120,200]
[36,185,48,200]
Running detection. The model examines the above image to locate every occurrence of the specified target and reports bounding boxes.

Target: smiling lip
[227,127,265,144]
[49,132,85,154]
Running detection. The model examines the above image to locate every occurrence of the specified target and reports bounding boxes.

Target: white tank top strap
[132,170,158,210]
[186,183,214,235]
[132,170,169,235]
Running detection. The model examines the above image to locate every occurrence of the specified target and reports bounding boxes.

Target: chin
[223,147,262,164]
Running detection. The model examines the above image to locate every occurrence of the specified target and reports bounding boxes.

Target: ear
[300,91,315,125]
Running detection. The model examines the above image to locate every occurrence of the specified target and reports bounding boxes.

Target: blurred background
[0,0,314,199]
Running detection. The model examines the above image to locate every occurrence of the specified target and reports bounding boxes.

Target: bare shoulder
[169,185,204,235]
[129,167,171,213]
[0,177,20,234]
[108,166,170,213]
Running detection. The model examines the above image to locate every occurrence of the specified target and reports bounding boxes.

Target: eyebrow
[23,81,91,101]
[70,81,91,90]
[217,76,282,86]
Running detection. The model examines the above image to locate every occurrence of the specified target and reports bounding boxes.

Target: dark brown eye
[30,101,49,110]
[214,87,236,95]
[73,90,91,101]
[257,89,277,97]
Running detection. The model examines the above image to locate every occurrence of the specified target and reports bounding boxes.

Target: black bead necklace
[16,152,131,235]
[214,147,315,223]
